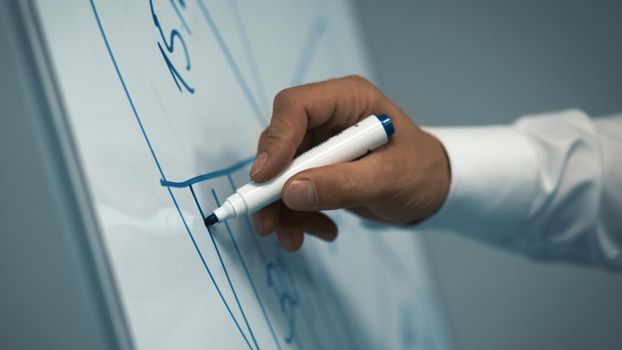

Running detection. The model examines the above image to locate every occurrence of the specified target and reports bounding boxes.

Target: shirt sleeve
[421,109,622,270]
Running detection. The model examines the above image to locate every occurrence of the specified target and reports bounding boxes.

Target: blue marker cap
[376,114,395,138]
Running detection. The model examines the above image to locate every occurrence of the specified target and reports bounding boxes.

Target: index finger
[249,75,387,182]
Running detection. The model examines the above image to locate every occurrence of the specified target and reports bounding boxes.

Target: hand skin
[249,75,450,251]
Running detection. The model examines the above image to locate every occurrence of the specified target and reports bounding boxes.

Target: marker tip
[204,213,219,227]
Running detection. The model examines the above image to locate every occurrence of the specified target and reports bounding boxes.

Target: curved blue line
[89,2,254,347]
[195,0,265,125]
[230,0,268,110]
[160,156,255,188]
[290,16,328,86]
[169,187,252,349]
[90,0,166,180]
[224,175,282,350]
[189,186,260,349]
[170,0,192,35]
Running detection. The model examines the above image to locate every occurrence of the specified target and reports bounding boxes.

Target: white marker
[204,114,395,226]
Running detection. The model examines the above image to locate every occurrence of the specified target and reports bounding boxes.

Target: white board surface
[33,0,451,348]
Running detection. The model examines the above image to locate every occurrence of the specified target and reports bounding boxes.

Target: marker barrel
[213,114,393,222]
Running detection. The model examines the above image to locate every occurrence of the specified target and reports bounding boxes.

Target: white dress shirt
[423,110,622,270]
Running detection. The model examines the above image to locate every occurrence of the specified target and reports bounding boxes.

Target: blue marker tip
[204,213,219,227]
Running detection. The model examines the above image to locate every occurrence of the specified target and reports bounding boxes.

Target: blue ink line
[149,0,191,71]
[306,257,358,349]
[265,262,301,350]
[224,174,269,264]
[212,188,282,350]
[150,0,194,93]
[290,273,324,350]
[90,2,251,345]
[157,41,195,93]
[189,185,259,350]
[270,253,302,348]
[225,175,303,350]
[90,0,166,180]
[292,318,305,350]
[399,303,417,348]
[298,272,342,348]
[166,187,252,349]
[195,0,265,125]
[170,0,192,35]
[300,270,344,348]
[90,2,362,348]
[230,0,269,111]
[290,17,329,85]
[160,157,254,188]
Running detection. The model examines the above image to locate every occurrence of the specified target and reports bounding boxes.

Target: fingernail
[249,152,267,177]
[284,179,317,210]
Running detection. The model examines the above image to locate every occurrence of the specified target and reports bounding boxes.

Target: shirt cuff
[419,125,538,240]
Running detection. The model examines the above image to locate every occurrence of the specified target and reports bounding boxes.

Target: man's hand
[250,75,450,251]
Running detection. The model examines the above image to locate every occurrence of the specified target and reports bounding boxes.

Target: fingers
[249,75,386,182]
[297,211,338,241]
[281,153,385,211]
[252,201,280,236]
[276,209,338,251]
[252,204,338,251]
[276,225,304,252]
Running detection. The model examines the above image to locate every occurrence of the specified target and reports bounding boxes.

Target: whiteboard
[34,0,451,348]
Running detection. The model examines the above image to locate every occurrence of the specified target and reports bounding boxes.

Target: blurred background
[354,0,622,349]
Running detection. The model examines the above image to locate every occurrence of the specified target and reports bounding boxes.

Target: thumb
[281,157,383,211]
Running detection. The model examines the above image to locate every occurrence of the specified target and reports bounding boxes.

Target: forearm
[422,109,622,269]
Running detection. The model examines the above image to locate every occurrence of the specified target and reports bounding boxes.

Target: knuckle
[273,88,297,109]
[345,75,382,106]
[258,128,270,147]
[346,74,370,85]
[259,128,269,141]
[263,123,292,147]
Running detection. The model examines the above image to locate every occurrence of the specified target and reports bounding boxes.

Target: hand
[250,75,450,251]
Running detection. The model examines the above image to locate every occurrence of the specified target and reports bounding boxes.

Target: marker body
[211,114,393,224]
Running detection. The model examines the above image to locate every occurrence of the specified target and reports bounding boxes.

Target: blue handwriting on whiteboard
[149,0,195,93]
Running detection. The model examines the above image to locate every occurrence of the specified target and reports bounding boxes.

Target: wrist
[420,131,452,222]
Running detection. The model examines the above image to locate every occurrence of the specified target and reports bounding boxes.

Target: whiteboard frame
[0,1,133,348]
